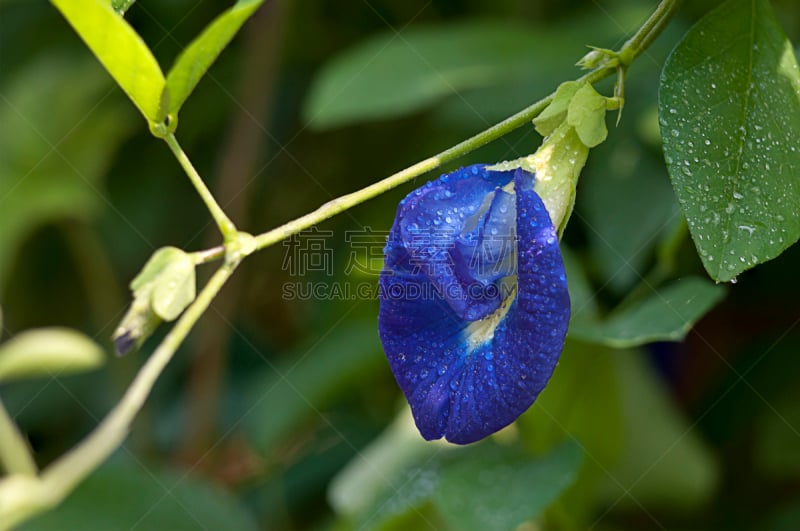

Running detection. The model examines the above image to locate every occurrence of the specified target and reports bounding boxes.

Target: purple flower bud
[379,164,570,444]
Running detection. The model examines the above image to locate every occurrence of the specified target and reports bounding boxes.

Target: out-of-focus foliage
[569,276,727,347]
[0,55,135,290]
[303,8,649,130]
[20,456,260,530]
[0,328,104,382]
[1,0,799,529]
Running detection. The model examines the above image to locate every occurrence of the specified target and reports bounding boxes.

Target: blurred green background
[1,0,800,529]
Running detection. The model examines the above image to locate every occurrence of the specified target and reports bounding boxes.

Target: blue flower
[378,164,570,444]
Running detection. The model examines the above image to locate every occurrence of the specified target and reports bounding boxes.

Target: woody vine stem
[0,0,679,527]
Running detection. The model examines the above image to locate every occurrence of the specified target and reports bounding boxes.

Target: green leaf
[567,83,609,147]
[351,461,444,531]
[329,409,448,517]
[597,350,718,509]
[0,328,104,382]
[51,0,165,121]
[304,21,553,130]
[579,122,680,293]
[659,0,800,282]
[515,344,622,527]
[432,442,581,531]
[429,4,662,132]
[344,441,580,531]
[0,55,135,290]
[20,458,258,531]
[244,321,385,451]
[569,277,726,348]
[165,0,262,115]
[561,246,598,324]
[307,5,656,130]
[519,342,624,469]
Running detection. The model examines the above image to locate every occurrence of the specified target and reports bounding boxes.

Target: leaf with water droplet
[659,0,800,282]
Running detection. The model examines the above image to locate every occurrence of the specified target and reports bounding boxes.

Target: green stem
[252,0,679,251]
[623,0,680,60]
[164,133,238,240]
[0,399,37,476]
[0,262,239,529]
[191,245,226,265]
[251,96,557,250]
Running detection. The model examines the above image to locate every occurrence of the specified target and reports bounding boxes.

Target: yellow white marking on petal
[463,281,517,351]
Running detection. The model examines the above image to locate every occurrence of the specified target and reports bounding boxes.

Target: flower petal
[379,166,570,444]
[389,165,517,321]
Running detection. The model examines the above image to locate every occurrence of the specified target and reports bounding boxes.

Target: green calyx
[534,81,619,147]
[225,231,257,264]
[490,124,588,237]
[112,246,196,355]
[493,80,619,236]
